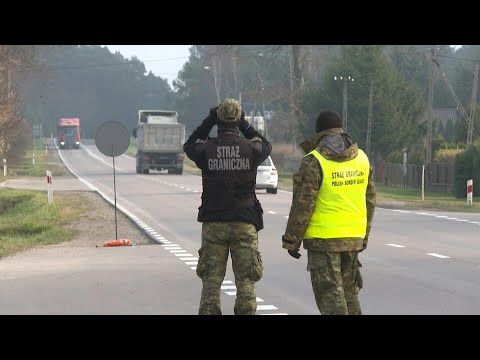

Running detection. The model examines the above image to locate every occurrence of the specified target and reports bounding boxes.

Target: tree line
[1,45,479,169]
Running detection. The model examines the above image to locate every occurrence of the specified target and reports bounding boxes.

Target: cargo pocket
[250,250,264,282]
[355,258,363,290]
[196,246,206,279]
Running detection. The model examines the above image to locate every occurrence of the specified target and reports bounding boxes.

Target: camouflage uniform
[282,128,376,315]
[184,98,271,315]
[196,221,263,315]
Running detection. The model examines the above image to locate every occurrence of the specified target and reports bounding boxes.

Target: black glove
[288,249,301,259]
[204,106,219,128]
[239,111,251,134]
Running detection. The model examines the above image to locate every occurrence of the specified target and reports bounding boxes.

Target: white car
[256,156,278,194]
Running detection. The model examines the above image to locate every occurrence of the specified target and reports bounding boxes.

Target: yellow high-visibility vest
[304,149,370,239]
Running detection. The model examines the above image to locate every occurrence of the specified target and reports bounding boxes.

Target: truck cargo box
[136,123,185,153]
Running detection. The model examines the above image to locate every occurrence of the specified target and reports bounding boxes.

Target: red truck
[57,118,80,149]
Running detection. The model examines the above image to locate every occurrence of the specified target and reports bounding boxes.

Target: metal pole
[112,144,118,240]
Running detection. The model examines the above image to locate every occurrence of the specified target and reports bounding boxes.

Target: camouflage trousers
[307,250,363,315]
[196,221,263,315]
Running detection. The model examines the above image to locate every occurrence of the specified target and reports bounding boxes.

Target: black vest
[197,130,264,230]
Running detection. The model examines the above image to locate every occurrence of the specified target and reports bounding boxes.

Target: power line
[46,56,189,71]
[437,54,480,62]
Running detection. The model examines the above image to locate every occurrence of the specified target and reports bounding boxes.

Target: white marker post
[421,165,425,201]
[46,170,53,204]
[33,153,35,165]
[3,158,6,177]
[467,179,473,206]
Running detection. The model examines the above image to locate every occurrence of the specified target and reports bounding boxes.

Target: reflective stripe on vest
[304,149,369,239]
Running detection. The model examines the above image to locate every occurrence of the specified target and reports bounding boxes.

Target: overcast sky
[102,45,192,86]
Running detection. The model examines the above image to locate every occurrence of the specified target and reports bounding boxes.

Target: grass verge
[0,188,89,258]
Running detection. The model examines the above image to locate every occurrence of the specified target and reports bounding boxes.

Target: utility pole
[366,80,374,157]
[467,63,479,144]
[289,46,297,153]
[232,56,238,101]
[426,46,438,186]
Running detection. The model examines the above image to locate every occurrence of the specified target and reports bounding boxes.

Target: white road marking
[386,243,405,248]
[185,261,198,265]
[225,291,236,296]
[284,216,289,219]
[222,280,233,284]
[427,253,450,259]
[455,219,470,222]
[180,186,185,189]
[162,244,178,247]
[260,313,288,315]
[175,253,193,257]
[170,250,187,253]
[257,305,278,311]
[268,211,277,214]
[445,217,459,220]
[392,210,412,214]
[435,215,449,218]
[180,257,198,261]
[190,266,197,270]
[221,285,237,290]
[187,188,191,191]
[194,191,199,193]
[256,298,264,302]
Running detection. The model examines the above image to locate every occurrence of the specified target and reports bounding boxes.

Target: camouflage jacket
[282,128,376,252]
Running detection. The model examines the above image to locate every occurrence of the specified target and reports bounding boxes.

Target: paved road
[1,141,480,314]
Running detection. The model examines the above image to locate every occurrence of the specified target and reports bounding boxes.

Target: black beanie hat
[316,110,343,132]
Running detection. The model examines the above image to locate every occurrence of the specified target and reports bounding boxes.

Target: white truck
[132,110,185,174]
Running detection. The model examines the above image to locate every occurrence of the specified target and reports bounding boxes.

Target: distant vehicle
[132,110,185,174]
[57,118,80,149]
[256,156,278,194]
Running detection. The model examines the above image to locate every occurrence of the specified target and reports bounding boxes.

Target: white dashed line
[162,244,177,247]
[194,191,199,193]
[445,217,459,220]
[174,253,193,257]
[185,261,198,265]
[427,253,450,259]
[190,266,197,270]
[267,211,277,214]
[170,250,187,253]
[180,257,198,261]
[455,219,470,222]
[257,305,278,311]
[164,247,182,250]
[392,210,412,214]
[187,188,191,191]
[386,243,405,248]
[435,215,449,219]
[221,285,237,290]
[180,186,185,189]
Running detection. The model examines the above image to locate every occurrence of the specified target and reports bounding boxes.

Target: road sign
[95,121,130,157]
